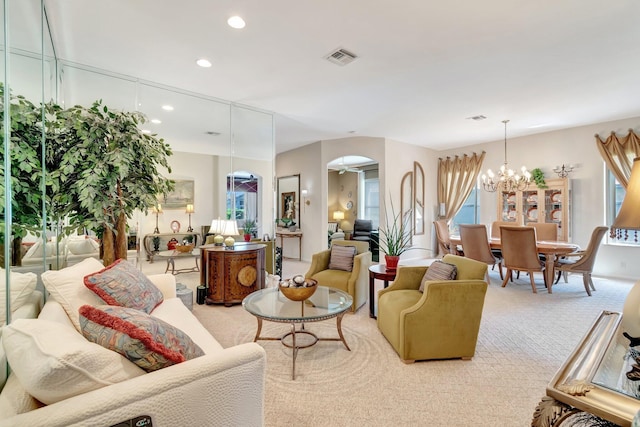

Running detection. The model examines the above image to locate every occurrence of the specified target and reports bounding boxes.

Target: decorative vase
[385,255,400,271]
[224,236,235,248]
[244,234,251,242]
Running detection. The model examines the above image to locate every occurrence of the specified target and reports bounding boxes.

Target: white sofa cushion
[0,268,37,327]
[41,258,106,331]
[2,318,145,405]
[65,237,99,255]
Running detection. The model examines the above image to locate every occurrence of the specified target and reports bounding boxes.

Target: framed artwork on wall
[158,179,194,209]
[281,192,296,220]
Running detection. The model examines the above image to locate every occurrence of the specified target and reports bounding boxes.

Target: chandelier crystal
[481,120,531,193]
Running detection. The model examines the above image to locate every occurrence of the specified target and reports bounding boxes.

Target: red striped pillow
[328,245,357,272]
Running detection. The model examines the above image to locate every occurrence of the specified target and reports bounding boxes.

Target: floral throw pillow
[419,261,458,292]
[79,305,204,372]
[84,259,163,314]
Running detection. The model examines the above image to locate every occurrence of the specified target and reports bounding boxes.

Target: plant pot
[385,255,400,271]
[244,234,252,242]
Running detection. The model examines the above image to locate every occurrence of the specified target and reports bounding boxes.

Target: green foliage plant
[46,100,174,265]
[530,168,548,189]
[243,218,257,235]
[378,199,413,257]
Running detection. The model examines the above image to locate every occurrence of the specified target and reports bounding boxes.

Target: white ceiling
[42,0,640,154]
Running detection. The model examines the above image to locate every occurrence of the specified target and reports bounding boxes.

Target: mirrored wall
[1,0,275,386]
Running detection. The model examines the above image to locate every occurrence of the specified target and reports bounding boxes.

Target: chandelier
[481,120,531,193]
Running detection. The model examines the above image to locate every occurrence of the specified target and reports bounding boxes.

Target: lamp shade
[223,220,239,236]
[612,157,640,234]
[209,218,225,235]
[333,211,344,220]
[185,204,194,214]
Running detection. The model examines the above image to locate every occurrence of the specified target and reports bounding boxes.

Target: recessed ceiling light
[227,16,246,29]
[151,119,162,124]
[141,129,151,134]
[196,58,212,68]
[162,105,174,111]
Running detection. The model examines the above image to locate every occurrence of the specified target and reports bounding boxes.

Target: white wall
[135,151,216,237]
[276,136,438,262]
[437,116,640,279]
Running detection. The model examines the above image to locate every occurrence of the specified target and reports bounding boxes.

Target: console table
[200,243,266,306]
[143,232,200,262]
[532,310,640,426]
[275,229,303,260]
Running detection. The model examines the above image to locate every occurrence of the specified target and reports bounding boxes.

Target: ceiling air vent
[466,115,487,121]
[325,48,358,66]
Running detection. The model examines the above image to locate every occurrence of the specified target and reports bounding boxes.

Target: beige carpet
[141,258,634,427]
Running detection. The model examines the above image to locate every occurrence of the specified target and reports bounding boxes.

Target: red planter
[243,234,252,242]
[384,255,400,271]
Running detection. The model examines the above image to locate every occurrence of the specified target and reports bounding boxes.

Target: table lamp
[185,204,194,232]
[223,220,239,248]
[152,203,163,234]
[333,211,344,231]
[209,218,225,246]
[616,158,640,342]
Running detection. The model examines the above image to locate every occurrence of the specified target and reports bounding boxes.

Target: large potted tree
[0,87,48,266]
[45,100,174,265]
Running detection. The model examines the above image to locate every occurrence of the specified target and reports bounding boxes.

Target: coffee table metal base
[252,305,350,380]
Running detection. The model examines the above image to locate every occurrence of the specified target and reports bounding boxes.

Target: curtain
[595,129,640,188]
[437,152,485,220]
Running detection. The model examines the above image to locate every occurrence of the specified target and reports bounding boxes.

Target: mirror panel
[414,162,425,235]
[277,175,300,228]
[400,171,413,244]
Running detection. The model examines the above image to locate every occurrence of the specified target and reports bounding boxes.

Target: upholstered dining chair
[553,226,608,296]
[500,226,548,293]
[434,219,459,257]
[531,223,558,241]
[490,221,514,239]
[305,240,372,312]
[459,224,503,281]
[377,254,488,363]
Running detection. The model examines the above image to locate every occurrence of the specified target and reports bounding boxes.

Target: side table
[368,264,397,318]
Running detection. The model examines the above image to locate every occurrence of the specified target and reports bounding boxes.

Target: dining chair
[433,220,456,257]
[490,221,513,239]
[459,224,503,281]
[531,223,558,241]
[500,226,548,293]
[553,226,608,296]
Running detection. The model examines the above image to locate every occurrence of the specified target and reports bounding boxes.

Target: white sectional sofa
[0,258,266,427]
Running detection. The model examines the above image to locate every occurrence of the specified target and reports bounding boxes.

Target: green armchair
[305,240,371,313]
[377,254,488,363]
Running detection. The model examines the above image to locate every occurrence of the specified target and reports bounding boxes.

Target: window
[606,170,639,245]
[450,186,480,234]
[359,169,379,228]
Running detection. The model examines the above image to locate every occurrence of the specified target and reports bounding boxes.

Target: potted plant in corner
[243,219,257,242]
[378,201,412,272]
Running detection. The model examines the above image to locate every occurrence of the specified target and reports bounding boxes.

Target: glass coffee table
[242,286,353,380]
[155,248,200,275]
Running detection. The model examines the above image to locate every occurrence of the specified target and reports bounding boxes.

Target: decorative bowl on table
[279,275,318,301]
[175,244,194,253]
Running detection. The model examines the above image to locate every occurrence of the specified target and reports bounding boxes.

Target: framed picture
[158,180,194,209]
[281,192,296,220]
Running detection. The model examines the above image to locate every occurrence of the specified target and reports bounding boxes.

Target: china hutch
[497,178,571,241]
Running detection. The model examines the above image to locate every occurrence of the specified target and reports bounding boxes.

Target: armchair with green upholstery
[305,240,371,313]
[377,254,488,363]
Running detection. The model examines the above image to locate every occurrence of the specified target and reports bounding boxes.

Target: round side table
[368,264,397,318]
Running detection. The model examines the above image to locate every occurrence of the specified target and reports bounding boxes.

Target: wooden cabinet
[200,243,266,306]
[497,178,571,241]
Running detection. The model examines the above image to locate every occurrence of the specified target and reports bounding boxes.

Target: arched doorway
[327,155,379,260]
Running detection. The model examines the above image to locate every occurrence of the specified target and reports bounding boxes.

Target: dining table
[449,236,579,293]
